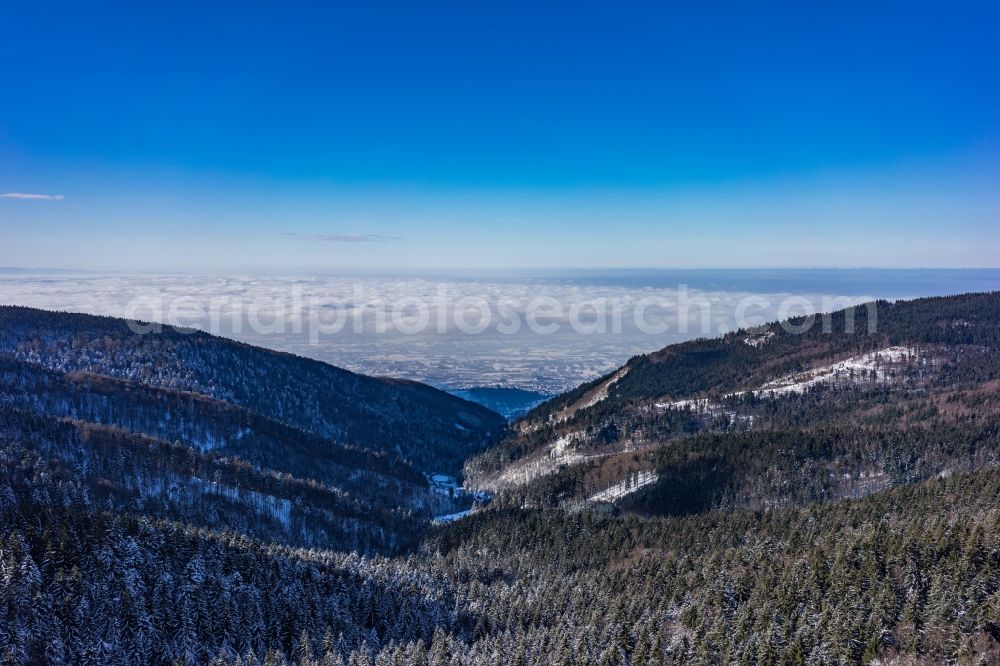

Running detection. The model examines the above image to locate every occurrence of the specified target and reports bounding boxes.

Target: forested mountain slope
[467,291,1000,495]
[0,306,504,473]
[0,355,423,488]
[0,306,495,555]
[0,407,428,553]
[541,291,999,415]
[4,292,1000,664]
[5,425,1000,664]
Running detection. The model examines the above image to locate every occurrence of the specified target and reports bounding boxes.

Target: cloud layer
[0,192,64,201]
[282,233,401,242]
[0,271,887,393]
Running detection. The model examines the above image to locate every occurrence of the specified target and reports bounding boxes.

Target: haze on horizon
[2,1,998,272]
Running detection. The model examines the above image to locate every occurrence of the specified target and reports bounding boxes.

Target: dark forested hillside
[0,355,424,488]
[5,424,1000,664]
[0,407,428,553]
[3,292,1000,665]
[0,306,493,557]
[0,306,504,474]
[467,292,1000,492]
[537,291,1000,415]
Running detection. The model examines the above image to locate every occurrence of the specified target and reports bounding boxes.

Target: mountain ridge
[0,304,505,475]
[467,291,1000,496]
[4,291,1000,663]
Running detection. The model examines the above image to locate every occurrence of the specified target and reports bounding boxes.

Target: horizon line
[3,265,1000,275]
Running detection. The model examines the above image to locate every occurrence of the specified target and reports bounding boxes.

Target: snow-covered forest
[3,293,1000,664]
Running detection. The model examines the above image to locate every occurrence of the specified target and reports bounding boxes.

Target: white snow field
[587,470,659,503]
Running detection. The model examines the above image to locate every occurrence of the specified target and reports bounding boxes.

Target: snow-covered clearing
[575,366,630,412]
[651,397,712,412]
[743,330,775,348]
[753,346,923,396]
[486,431,593,489]
[652,346,927,412]
[587,470,658,503]
[554,366,630,423]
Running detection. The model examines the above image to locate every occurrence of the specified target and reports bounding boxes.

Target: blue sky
[1,0,998,270]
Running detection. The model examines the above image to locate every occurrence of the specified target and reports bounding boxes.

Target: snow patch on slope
[554,366,631,424]
[588,470,659,503]
[652,346,926,411]
[484,431,592,490]
[753,346,922,396]
[743,330,775,348]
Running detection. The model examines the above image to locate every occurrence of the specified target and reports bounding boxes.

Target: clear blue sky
[1,1,998,270]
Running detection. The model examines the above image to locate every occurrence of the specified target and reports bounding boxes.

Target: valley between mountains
[3,292,1000,664]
